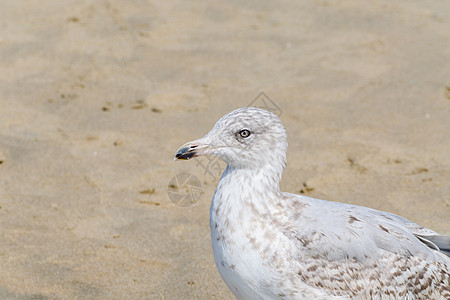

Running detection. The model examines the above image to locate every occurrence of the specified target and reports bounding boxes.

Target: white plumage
[175,107,450,299]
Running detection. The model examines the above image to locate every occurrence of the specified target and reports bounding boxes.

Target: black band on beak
[175,146,197,160]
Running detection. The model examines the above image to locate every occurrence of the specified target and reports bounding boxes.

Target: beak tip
[174,141,211,161]
[174,146,196,160]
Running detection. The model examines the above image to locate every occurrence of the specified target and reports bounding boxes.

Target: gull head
[174,107,287,170]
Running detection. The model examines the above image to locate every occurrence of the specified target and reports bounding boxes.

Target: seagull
[174,107,450,299]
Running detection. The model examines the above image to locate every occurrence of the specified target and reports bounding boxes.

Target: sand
[0,0,449,299]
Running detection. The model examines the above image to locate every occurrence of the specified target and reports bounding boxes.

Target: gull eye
[239,129,251,138]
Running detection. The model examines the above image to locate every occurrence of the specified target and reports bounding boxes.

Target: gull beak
[174,139,211,160]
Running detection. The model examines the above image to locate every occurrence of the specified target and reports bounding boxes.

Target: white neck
[210,164,283,222]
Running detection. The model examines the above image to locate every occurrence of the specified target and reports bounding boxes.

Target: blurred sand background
[0,0,449,299]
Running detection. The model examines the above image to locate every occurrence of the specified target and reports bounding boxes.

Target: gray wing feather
[289,194,450,264]
[416,235,450,256]
[373,209,450,257]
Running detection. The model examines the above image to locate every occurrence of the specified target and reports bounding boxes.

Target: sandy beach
[0,0,449,299]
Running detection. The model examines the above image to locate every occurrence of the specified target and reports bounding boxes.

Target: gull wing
[371,210,450,256]
[279,194,450,298]
[284,194,450,264]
